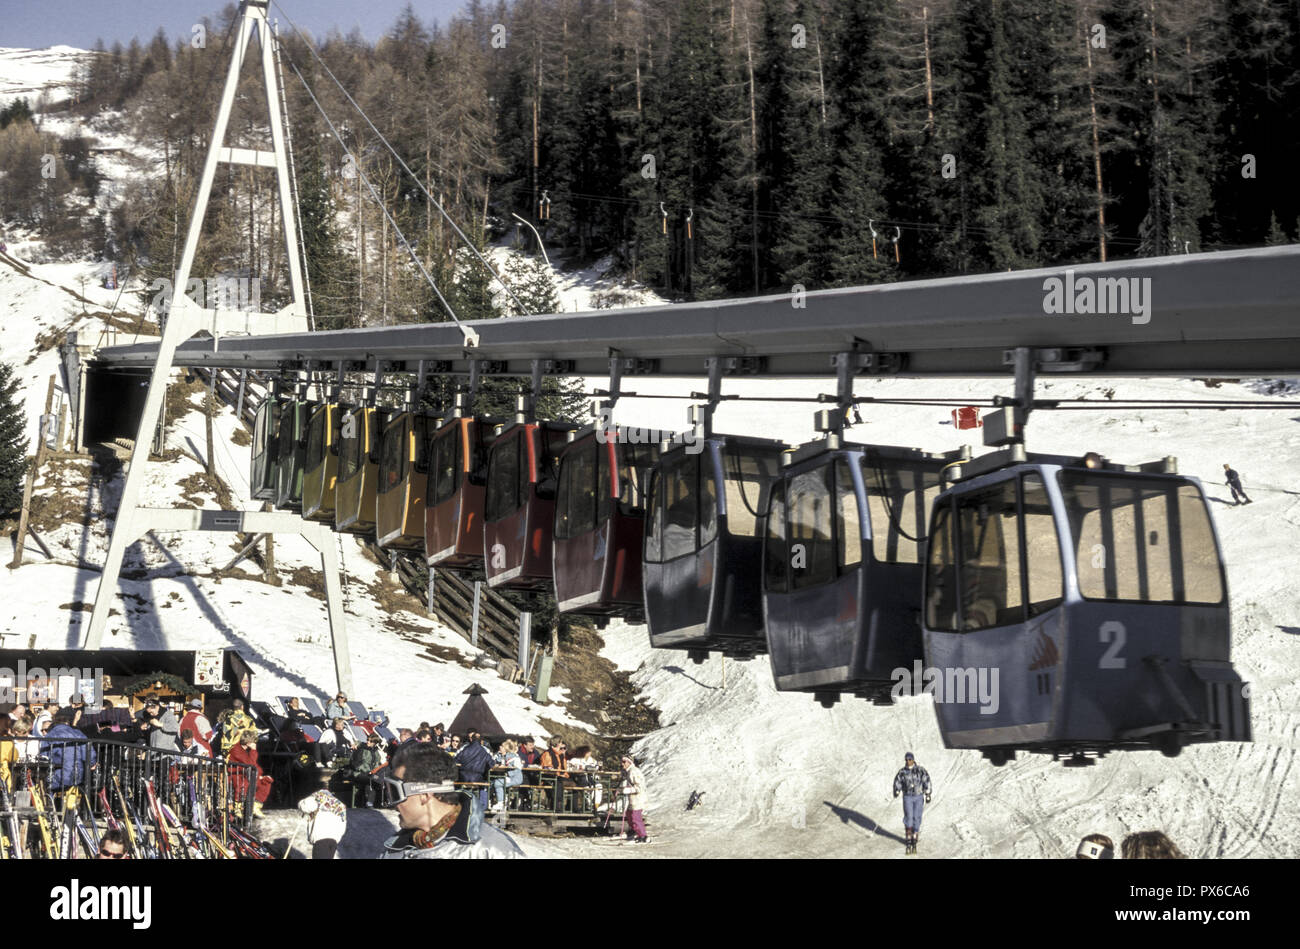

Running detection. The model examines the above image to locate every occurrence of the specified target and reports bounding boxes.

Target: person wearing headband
[1075,833,1114,859]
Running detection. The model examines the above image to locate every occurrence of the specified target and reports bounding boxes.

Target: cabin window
[661,455,700,561]
[617,442,658,515]
[926,479,1023,632]
[1021,473,1064,616]
[430,428,458,505]
[925,502,958,631]
[556,439,598,540]
[486,430,523,521]
[413,416,431,474]
[338,411,364,482]
[252,401,270,479]
[596,443,613,524]
[722,446,779,538]
[277,403,296,461]
[835,460,863,569]
[764,480,789,594]
[788,466,836,590]
[699,455,718,547]
[305,408,328,470]
[644,469,665,563]
[379,417,406,495]
[466,422,491,487]
[861,456,942,564]
[535,427,569,501]
[1058,473,1224,606]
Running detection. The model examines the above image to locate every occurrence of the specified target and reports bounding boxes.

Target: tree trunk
[1083,21,1107,261]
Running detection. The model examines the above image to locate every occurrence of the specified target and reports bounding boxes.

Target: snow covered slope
[0,46,87,108]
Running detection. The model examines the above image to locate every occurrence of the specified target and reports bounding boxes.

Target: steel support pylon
[84,1,352,695]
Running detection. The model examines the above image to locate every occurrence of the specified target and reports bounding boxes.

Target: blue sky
[1,0,471,50]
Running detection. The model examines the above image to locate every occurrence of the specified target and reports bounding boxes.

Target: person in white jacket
[298,789,347,859]
[619,755,648,843]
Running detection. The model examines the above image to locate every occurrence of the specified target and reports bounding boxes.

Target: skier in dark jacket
[41,708,97,791]
[892,752,932,851]
[1223,464,1252,504]
[346,732,387,806]
[456,732,495,811]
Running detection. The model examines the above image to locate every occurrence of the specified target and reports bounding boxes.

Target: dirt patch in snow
[176,469,236,510]
[230,426,251,447]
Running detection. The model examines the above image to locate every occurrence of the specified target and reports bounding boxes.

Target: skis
[0,776,24,859]
[113,773,156,859]
[25,771,57,858]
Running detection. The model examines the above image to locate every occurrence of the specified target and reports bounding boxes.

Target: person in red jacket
[228,728,273,818]
[179,699,214,756]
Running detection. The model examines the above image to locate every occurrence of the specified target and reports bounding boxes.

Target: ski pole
[283,817,303,859]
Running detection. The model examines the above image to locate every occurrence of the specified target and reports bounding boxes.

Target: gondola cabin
[425,416,495,570]
[642,434,784,661]
[922,448,1251,765]
[483,420,577,591]
[376,411,433,551]
[274,400,311,512]
[302,403,343,522]
[553,427,660,621]
[763,440,969,707]
[249,398,284,501]
[335,406,384,534]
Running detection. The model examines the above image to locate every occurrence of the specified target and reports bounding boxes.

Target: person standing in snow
[298,789,347,859]
[619,754,649,843]
[892,752,931,851]
[1223,464,1252,504]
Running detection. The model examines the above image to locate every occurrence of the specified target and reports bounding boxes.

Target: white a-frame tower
[84,0,352,694]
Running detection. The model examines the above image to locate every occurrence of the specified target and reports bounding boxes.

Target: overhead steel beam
[92,245,1300,378]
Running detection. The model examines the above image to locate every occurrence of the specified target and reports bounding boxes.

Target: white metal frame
[85,1,352,694]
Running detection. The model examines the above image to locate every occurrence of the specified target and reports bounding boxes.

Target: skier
[297,789,347,859]
[619,754,649,843]
[179,699,214,756]
[379,743,524,858]
[1223,464,1252,504]
[892,752,931,853]
[455,731,495,812]
[41,707,97,792]
[228,728,273,818]
[137,697,180,752]
[216,698,256,754]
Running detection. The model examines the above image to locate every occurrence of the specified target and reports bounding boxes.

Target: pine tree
[766,0,835,290]
[823,0,898,286]
[0,363,30,516]
[1265,211,1287,245]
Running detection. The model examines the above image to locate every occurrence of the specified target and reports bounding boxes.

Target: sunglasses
[378,775,458,808]
[98,847,126,859]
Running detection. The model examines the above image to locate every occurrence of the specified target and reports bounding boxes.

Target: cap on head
[187,699,202,709]
[904,752,914,761]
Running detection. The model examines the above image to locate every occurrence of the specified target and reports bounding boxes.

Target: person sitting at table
[518,737,542,809]
[490,739,524,813]
[315,717,356,766]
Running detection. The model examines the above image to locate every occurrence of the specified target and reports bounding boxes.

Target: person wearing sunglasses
[96,828,129,859]
[378,743,524,859]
